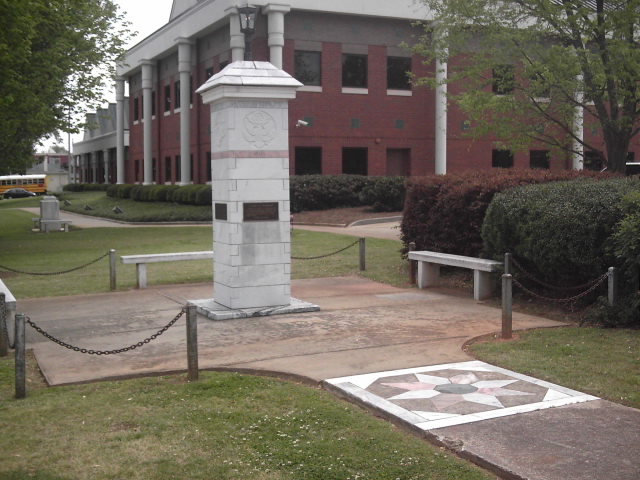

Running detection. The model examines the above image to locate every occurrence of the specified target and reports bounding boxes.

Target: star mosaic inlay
[326,361,599,430]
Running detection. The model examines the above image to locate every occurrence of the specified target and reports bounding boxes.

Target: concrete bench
[0,279,17,354]
[32,217,72,232]
[121,251,214,289]
[408,251,502,301]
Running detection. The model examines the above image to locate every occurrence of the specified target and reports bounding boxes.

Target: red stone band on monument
[210,150,290,160]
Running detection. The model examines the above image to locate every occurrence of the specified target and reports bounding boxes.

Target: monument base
[189,297,320,321]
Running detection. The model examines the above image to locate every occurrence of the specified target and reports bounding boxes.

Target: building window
[342,54,367,88]
[205,67,214,79]
[294,51,321,86]
[492,149,514,168]
[164,84,171,112]
[164,156,171,182]
[295,147,322,175]
[189,76,193,105]
[151,91,156,116]
[206,152,212,182]
[530,150,550,169]
[133,97,139,121]
[219,60,229,71]
[584,150,604,171]
[387,56,411,90]
[342,147,368,175]
[492,65,515,95]
[175,155,181,182]
[174,80,181,109]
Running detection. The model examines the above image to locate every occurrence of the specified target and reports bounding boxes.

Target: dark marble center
[435,383,478,395]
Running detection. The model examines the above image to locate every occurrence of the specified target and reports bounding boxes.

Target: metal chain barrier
[0,251,111,276]
[512,271,609,304]
[291,239,360,260]
[25,307,186,355]
[511,256,604,292]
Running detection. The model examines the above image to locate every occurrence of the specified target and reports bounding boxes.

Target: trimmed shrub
[358,177,406,212]
[290,175,371,212]
[482,176,640,287]
[106,184,136,199]
[63,183,109,192]
[401,169,610,258]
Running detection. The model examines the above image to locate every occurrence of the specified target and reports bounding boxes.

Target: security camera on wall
[295,119,309,128]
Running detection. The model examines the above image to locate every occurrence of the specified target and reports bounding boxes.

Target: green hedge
[401,169,608,258]
[482,177,640,282]
[106,184,211,205]
[63,183,110,192]
[290,175,405,213]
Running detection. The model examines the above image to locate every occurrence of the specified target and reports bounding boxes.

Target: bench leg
[474,270,493,301]
[136,263,147,289]
[417,262,440,289]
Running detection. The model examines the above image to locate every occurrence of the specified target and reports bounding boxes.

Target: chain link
[25,308,186,355]
[0,251,111,276]
[512,271,609,304]
[292,239,360,260]
[510,256,604,292]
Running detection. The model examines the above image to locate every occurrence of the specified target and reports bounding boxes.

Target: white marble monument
[192,61,318,319]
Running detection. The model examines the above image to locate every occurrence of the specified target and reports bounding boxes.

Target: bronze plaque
[214,203,228,221]
[243,202,279,222]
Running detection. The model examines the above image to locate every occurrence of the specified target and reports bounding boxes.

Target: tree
[414,0,640,173]
[0,0,130,175]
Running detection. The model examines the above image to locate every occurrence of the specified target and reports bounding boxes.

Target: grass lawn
[469,326,640,409]
[0,357,494,480]
[0,208,408,299]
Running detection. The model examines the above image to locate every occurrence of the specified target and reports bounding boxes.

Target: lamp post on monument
[237,5,258,61]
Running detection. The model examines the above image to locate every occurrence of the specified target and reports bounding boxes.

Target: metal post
[186,304,199,381]
[0,293,7,357]
[359,238,366,271]
[15,313,26,399]
[409,242,416,284]
[109,249,117,291]
[501,274,513,340]
[504,252,512,275]
[608,267,616,307]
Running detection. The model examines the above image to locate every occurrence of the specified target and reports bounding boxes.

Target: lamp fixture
[237,5,259,61]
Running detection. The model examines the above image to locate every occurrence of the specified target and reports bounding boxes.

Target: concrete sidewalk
[16,276,640,480]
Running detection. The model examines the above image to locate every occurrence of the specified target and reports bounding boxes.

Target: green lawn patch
[0,208,408,298]
[0,356,492,480]
[470,327,640,409]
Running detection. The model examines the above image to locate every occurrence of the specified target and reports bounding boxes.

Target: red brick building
[73,0,639,184]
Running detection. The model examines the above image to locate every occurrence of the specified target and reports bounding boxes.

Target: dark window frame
[387,56,412,90]
[342,54,368,89]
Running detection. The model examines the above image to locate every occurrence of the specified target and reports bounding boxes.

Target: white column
[226,7,245,62]
[573,74,584,170]
[115,76,126,184]
[435,55,448,175]
[264,4,290,69]
[141,59,154,185]
[177,38,194,185]
[91,152,98,183]
[103,149,110,184]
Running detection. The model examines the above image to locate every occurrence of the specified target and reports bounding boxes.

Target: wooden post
[409,242,416,284]
[15,313,26,399]
[608,267,616,307]
[359,238,366,271]
[0,293,7,357]
[186,304,199,381]
[109,249,117,291]
[501,274,513,340]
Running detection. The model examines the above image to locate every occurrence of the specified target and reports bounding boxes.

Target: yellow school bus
[0,174,48,195]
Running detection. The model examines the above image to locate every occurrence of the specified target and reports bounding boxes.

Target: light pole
[237,5,258,61]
